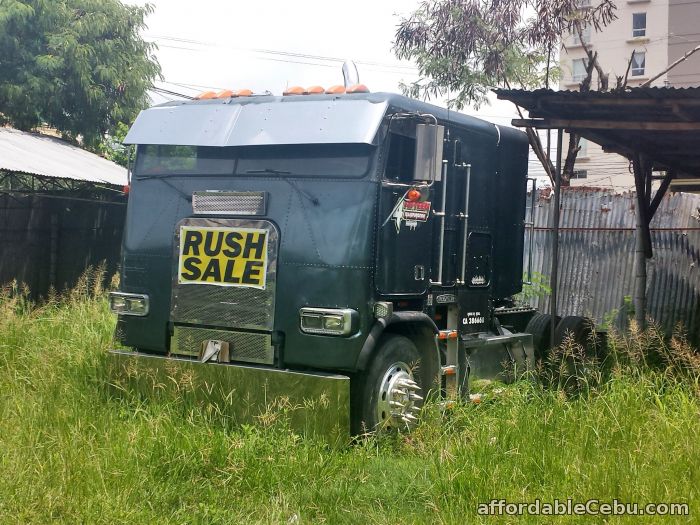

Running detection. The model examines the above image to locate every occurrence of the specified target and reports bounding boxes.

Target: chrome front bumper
[106,350,350,442]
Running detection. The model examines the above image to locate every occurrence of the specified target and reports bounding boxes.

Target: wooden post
[549,129,563,346]
[632,155,654,329]
[631,159,674,330]
[49,212,58,290]
[633,191,647,329]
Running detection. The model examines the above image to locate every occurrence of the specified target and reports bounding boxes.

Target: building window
[632,13,646,38]
[631,51,646,76]
[572,170,588,179]
[568,23,591,46]
[572,58,588,82]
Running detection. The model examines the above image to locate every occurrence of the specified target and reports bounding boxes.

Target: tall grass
[0,272,698,523]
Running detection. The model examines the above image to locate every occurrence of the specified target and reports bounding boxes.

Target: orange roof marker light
[346,84,369,94]
[234,89,253,97]
[216,90,234,99]
[283,86,304,96]
[325,85,346,94]
[306,85,325,95]
[196,91,217,100]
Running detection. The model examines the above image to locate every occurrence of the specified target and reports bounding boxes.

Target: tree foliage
[395,0,616,109]
[395,0,618,185]
[0,0,160,147]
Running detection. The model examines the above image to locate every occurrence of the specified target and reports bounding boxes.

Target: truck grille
[173,286,273,329]
[192,191,267,216]
[171,326,273,364]
[170,218,278,331]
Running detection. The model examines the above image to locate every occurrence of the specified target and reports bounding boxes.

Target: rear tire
[553,316,598,357]
[525,313,560,360]
[351,334,424,435]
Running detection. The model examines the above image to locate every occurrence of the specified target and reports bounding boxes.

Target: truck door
[375,129,437,295]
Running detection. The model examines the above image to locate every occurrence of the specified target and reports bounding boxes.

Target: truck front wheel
[352,334,425,434]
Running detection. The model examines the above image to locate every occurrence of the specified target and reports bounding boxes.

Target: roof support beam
[549,129,564,349]
[649,170,675,219]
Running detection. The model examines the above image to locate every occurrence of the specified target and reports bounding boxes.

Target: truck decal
[393,198,431,233]
[178,226,268,289]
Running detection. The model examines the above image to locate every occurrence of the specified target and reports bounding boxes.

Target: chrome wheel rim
[376,361,423,429]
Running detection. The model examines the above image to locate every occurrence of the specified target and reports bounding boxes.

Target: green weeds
[0,274,698,523]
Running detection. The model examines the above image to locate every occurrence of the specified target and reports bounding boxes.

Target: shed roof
[0,127,128,186]
[495,87,700,179]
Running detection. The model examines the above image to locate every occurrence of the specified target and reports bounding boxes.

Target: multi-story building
[560,0,700,189]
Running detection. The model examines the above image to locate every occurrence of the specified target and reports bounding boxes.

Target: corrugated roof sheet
[0,127,128,186]
[495,87,700,177]
[498,86,700,101]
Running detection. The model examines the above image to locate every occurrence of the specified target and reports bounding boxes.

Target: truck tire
[553,316,598,357]
[352,334,424,435]
[525,313,559,360]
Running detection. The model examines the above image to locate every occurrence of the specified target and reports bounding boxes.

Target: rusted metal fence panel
[525,188,700,340]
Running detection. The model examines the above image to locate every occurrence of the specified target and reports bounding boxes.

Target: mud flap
[463,332,535,383]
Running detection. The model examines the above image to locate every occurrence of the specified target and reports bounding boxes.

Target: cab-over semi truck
[108,87,555,436]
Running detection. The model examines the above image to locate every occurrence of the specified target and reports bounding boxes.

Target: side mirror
[413,123,445,181]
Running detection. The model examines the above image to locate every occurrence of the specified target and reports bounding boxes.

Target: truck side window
[384,133,416,183]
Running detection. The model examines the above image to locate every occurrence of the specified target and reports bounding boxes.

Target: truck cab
[109,90,536,436]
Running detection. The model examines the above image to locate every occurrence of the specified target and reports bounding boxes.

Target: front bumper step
[106,350,350,443]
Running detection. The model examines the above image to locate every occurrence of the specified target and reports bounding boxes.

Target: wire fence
[0,193,126,298]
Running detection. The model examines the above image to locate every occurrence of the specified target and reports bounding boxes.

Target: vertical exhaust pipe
[342,61,359,87]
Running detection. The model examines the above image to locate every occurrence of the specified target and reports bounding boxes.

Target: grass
[0,271,698,523]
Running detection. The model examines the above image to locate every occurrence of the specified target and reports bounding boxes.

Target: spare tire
[525,313,560,360]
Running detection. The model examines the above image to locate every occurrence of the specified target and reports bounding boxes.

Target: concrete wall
[567,137,634,190]
[560,0,686,191]
[667,0,700,87]
[560,0,670,90]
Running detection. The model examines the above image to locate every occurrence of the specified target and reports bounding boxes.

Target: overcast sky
[123,0,546,177]
[124,1,521,118]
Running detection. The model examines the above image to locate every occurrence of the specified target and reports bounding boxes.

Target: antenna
[342,60,359,87]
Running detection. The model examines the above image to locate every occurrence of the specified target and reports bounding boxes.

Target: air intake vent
[171,326,273,365]
[192,191,267,216]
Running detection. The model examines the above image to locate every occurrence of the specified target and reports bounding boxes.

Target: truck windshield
[135,144,373,178]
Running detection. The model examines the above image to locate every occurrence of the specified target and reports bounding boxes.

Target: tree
[394,0,616,185]
[0,0,160,148]
[96,121,130,167]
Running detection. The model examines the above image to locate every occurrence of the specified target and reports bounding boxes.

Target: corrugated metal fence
[525,188,700,340]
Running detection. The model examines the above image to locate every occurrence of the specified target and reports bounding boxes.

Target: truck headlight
[299,307,357,336]
[109,292,149,317]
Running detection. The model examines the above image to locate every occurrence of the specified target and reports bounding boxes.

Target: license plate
[177,226,268,289]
